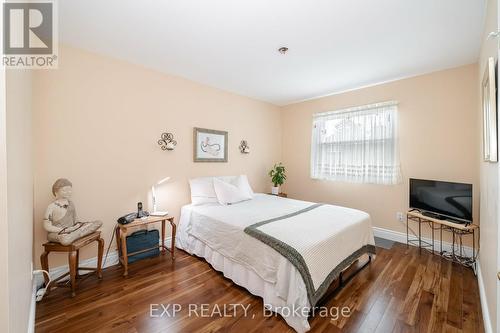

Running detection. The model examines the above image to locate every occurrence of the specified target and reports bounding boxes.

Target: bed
[177,184,375,333]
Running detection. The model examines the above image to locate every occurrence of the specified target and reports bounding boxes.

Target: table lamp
[151,176,170,216]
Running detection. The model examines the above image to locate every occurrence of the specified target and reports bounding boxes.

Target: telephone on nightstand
[117,202,149,225]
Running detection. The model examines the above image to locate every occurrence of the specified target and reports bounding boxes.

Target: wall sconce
[239,140,250,154]
[158,132,177,151]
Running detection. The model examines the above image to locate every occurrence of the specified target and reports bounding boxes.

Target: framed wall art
[482,57,498,162]
[193,127,228,162]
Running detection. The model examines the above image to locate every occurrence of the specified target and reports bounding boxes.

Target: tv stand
[406,210,479,271]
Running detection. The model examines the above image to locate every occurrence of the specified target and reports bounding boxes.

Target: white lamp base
[150,211,169,217]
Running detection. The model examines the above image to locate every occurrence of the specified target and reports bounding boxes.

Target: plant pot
[271,186,279,195]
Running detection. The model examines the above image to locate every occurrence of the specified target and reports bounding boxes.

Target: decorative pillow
[189,177,218,205]
[189,175,254,205]
[236,175,254,198]
[213,177,252,205]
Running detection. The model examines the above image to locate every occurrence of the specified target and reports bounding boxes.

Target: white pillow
[236,175,254,198]
[189,175,254,205]
[213,177,252,205]
[189,177,218,205]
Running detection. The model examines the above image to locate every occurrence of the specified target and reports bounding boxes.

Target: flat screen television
[409,178,472,224]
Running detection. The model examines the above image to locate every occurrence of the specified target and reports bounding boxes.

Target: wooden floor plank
[428,258,452,333]
[35,244,484,333]
[447,263,464,329]
[462,264,484,333]
[374,297,400,333]
[398,264,425,325]
[415,290,434,333]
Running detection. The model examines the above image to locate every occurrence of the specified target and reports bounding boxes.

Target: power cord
[33,270,51,302]
[103,223,118,268]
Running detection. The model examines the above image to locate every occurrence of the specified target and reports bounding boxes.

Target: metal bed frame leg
[313,253,373,310]
[343,254,372,286]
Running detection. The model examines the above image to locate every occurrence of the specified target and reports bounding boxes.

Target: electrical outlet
[396,212,404,222]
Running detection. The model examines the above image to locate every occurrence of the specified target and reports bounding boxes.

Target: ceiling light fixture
[278,47,288,54]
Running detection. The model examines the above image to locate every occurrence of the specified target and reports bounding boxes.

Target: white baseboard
[476,261,494,333]
[372,226,474,257]
[47,237,173,281]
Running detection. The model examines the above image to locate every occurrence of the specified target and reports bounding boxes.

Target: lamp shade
[156,176,171,185]
[151,176,171,216]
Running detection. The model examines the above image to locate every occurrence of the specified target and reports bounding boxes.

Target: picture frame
[482,57,498,162]
[193,127,228,162]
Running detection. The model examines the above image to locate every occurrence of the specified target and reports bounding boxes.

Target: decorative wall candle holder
[158,132,177,151]
[239,140,250,154]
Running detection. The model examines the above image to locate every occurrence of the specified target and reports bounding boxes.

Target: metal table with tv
[406,178,478,272]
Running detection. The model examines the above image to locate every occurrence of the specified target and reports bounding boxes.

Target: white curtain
[311,101,401,185]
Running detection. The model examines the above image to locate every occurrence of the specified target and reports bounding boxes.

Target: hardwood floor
[35,243,484,333]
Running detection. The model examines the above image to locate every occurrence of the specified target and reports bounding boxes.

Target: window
[311,101,401,185]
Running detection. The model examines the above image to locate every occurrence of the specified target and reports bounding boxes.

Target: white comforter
[177,194,375,332]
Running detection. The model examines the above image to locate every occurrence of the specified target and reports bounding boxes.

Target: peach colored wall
[281,64,479,240]
[32,45,481,281]
[33,45,282,268]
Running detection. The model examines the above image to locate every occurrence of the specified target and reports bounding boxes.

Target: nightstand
[115,215,176,276]
[267,193,288,198]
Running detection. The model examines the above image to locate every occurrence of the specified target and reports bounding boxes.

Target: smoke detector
[278,47,288,54]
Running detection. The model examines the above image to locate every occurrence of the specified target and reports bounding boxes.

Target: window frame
[310,101,401,185]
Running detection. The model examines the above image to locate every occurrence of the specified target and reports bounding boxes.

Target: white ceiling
[60,0,486,106]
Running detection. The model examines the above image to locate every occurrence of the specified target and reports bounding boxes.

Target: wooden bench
[40,231,104,297]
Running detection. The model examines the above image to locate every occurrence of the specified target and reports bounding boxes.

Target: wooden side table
[40,231,104,297]
[115,215,176,276]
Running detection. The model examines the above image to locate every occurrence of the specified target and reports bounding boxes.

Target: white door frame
[0,31,10,333]
[497,4,500,332]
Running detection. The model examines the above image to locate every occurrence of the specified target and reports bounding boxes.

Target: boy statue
[43,178,102,245]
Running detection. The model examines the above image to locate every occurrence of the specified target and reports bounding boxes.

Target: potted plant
[268,163,286,195]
